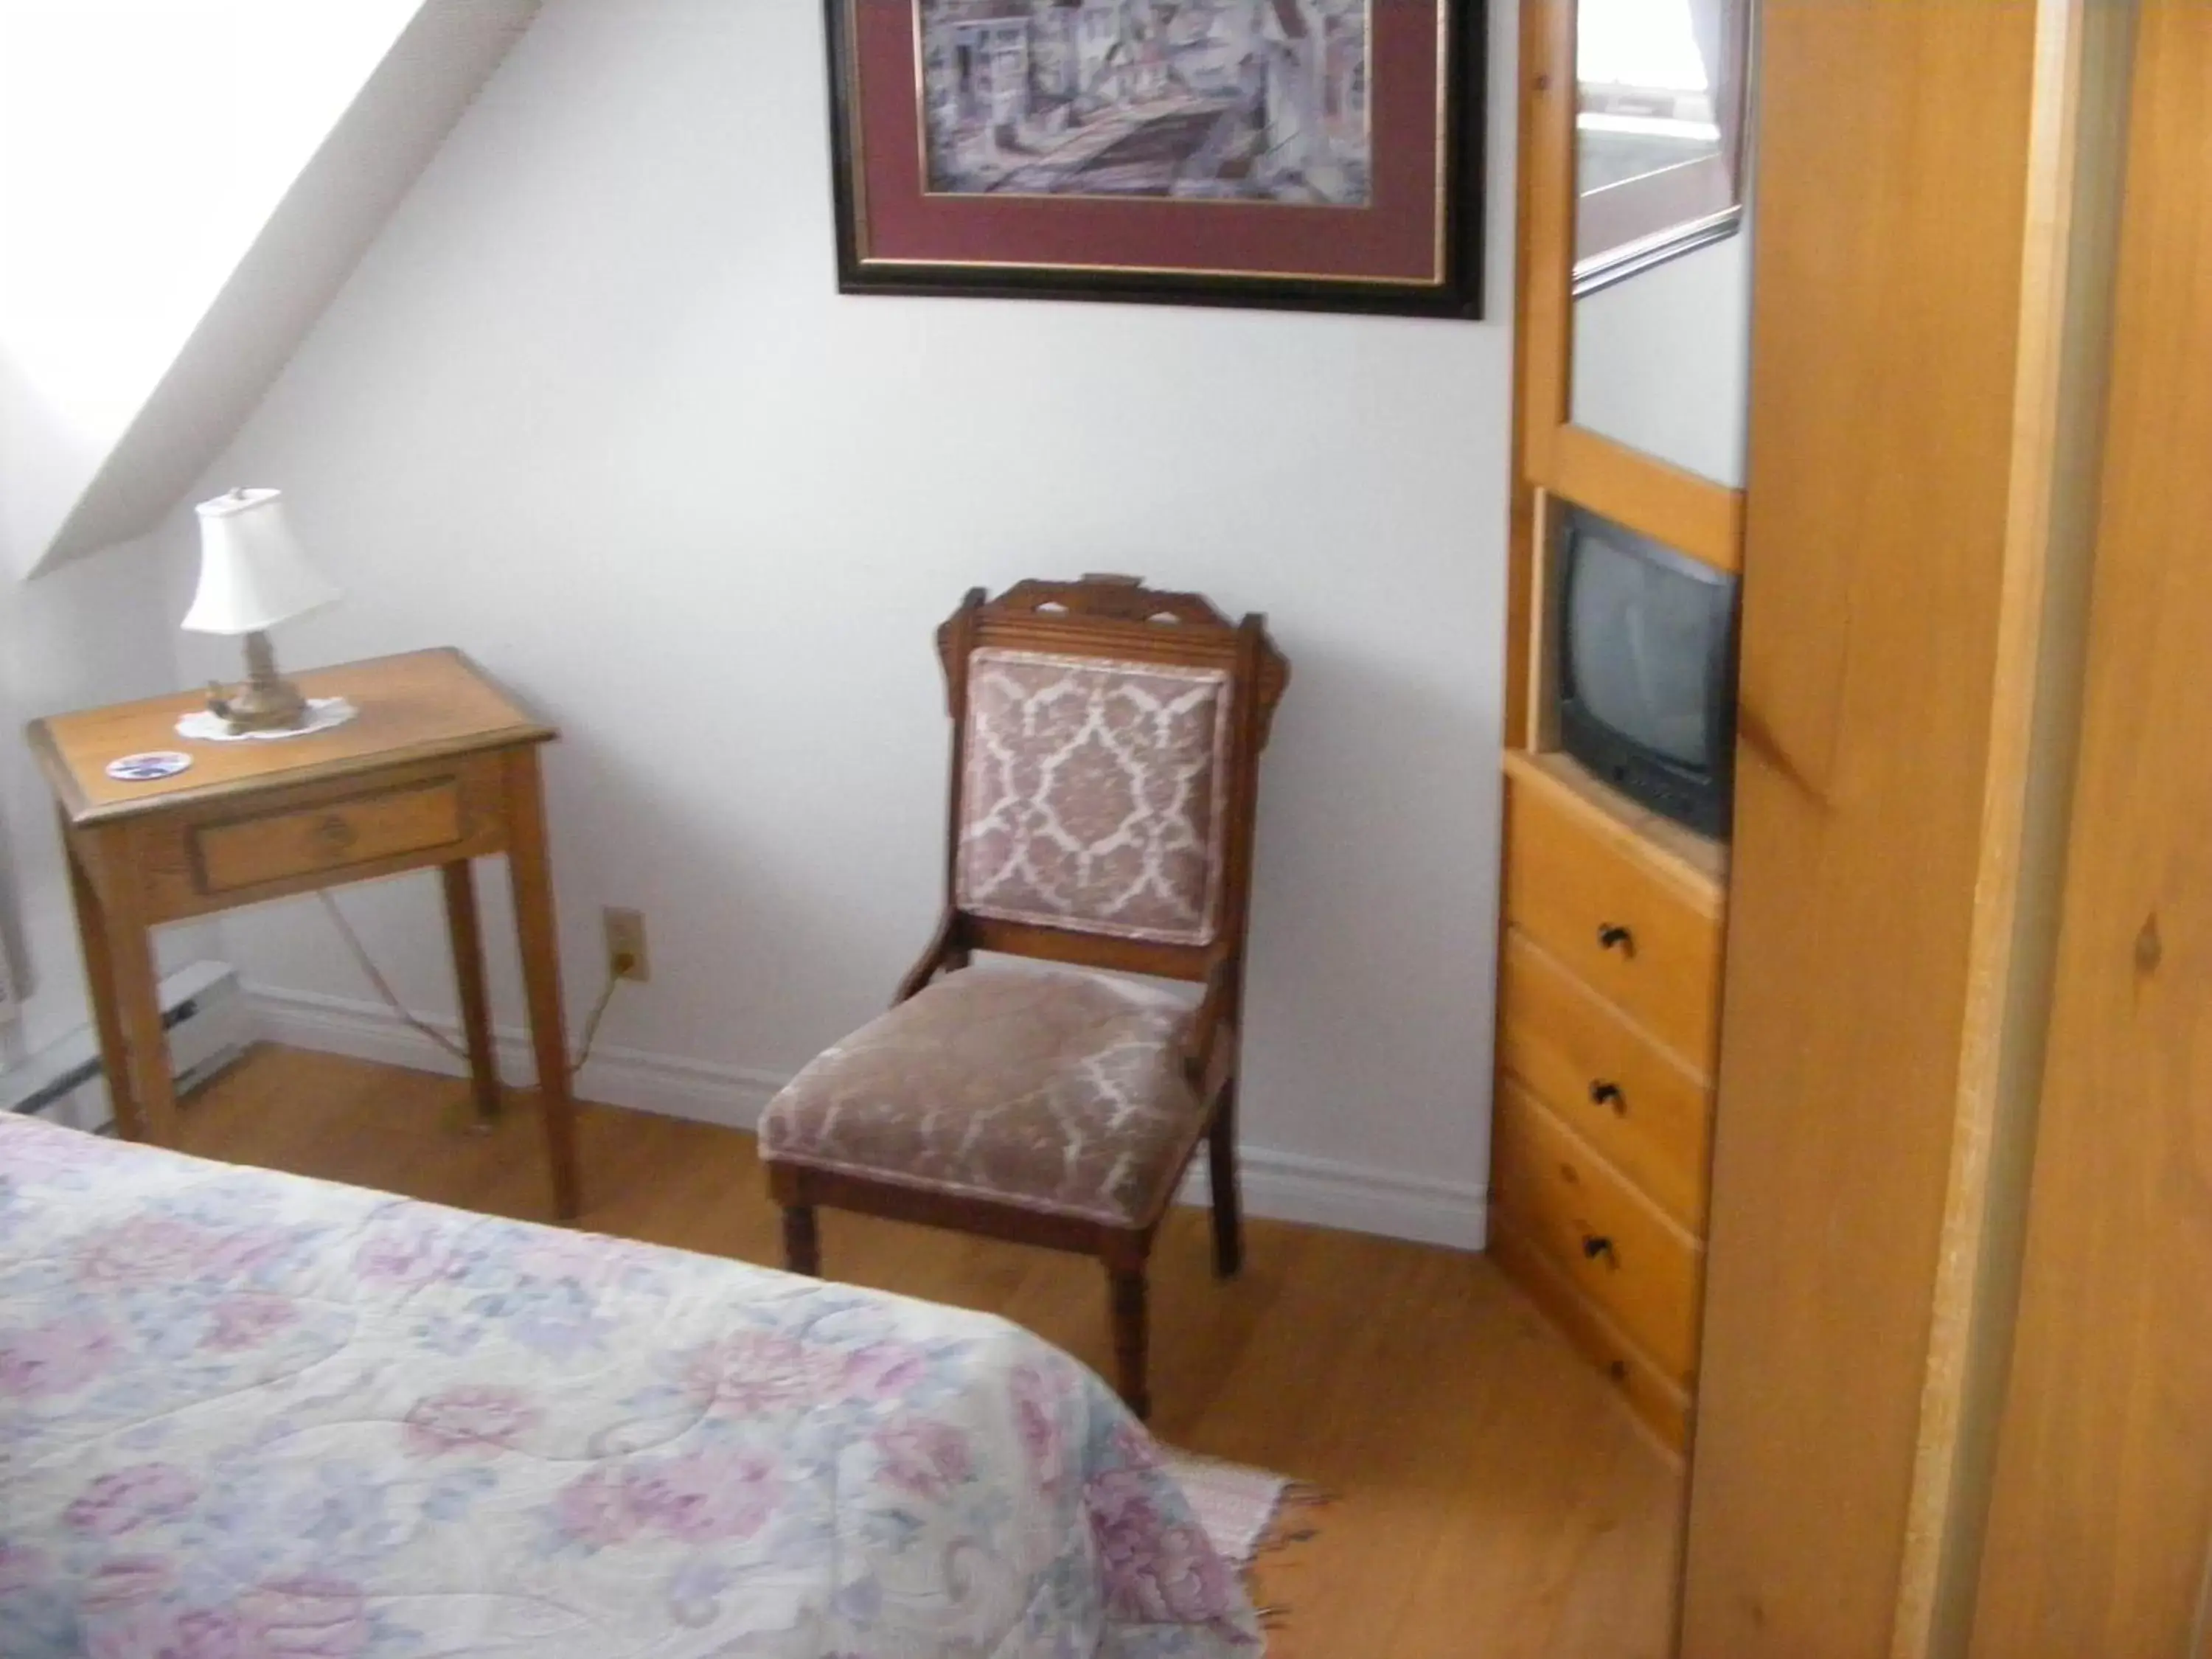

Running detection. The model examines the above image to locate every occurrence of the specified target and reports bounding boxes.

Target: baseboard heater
[0,960,254,1133]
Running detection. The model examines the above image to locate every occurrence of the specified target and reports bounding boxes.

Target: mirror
[1568,0,1753,487]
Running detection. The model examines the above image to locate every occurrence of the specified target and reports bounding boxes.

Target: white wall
[0,538,216,1057]
[169,0,1517,1247]
[0,0,422,577]
[1570,227,1751,487]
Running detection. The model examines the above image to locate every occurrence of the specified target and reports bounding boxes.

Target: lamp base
[205,630,316,736]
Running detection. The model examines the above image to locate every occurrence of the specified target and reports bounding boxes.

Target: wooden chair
[759,575,1289,1418]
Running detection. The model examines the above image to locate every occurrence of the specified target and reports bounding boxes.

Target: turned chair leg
[1208,1082,1244,1279]
[1107,1259,1152,1422]
[782,1205,820,1276]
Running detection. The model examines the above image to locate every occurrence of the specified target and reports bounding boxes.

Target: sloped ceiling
[1,0,541,580]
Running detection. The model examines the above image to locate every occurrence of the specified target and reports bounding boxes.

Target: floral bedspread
[0,1113,1259,1658]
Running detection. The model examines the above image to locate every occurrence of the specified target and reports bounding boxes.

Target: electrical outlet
[602,908,650,984]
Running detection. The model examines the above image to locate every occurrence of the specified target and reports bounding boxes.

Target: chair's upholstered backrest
[935,576,1288,975]
[954,648,1234,947]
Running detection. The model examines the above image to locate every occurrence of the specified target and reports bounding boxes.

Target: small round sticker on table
[105,751,194,782]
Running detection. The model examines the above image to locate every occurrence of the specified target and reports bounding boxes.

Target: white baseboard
[248,985,1489,1251]
[1174,1147,1487,1251]
[248,984,787,1130]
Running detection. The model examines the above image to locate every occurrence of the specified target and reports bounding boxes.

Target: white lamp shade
[183,489,342,636]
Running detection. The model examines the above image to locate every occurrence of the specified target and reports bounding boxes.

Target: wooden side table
[27,647,582,1220]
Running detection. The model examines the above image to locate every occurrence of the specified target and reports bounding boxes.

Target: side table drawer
[1492,1078,1704,1383]
[194,779,466,894]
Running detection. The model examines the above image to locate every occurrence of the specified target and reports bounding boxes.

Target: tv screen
[1557,505,1738,837]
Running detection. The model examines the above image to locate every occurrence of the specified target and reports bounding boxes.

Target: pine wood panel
[167,1044,1683,1659]
[1502,751,1726,915]
[1515,0,1574,479]
[1971,8,2212,1649]
[192,778,465,892]
[1678,1,2045,1652]
[1499,929,1714,1232]
[1890,0,2137,1649]
[1547,426,1744,578]
[1503,772,1723,1069]
[1489,1211,1691,1454]
[1492,1079,1703,1384]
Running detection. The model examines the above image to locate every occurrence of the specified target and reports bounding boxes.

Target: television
[1555,504,1739,839]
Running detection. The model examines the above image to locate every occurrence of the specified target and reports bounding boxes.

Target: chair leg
[1107,1260,1152,1422]
[1208,1082,1244,1279]
[782,1205,820,1276]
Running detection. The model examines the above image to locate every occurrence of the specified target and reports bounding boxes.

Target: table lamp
[184,488,343,736]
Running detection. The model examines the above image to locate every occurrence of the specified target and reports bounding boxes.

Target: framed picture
[824,1,1486,319]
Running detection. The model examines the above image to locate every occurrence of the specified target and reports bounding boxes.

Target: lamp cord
[316,891,620,1079]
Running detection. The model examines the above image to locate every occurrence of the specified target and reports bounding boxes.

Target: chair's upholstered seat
[758,966,1205,1228]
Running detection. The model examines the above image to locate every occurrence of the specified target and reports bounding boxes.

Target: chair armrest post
[1181,948,1241,1099]
[894,909,967,1005]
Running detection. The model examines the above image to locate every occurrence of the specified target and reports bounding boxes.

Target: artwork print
[917,1,1374,207]
[826,0,1484,318]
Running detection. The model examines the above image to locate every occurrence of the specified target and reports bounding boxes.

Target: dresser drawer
[1503,773,1723,1068]
[192,779,467,894]
[1492,1079,1704,1382]
[1490,1212,1691,1451]
[1498,928,1715,1231]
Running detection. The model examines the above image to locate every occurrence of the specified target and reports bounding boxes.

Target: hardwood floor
[170,1043,1683,1659]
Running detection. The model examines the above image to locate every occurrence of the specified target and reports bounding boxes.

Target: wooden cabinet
[1493,1079,1704,1380]
[27,650,583,1221]
[1492,749,1726,1450]
[1502,769,1723,1065]
[1498,0,2206,1644]
[1498,930,1713,1231]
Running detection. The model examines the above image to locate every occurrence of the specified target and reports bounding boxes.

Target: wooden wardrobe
[1501,0,2212,1652]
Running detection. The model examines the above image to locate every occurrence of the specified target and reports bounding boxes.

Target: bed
[0,1113,1261,1658]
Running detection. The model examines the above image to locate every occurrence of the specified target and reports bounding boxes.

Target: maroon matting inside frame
[849,1,1447,285]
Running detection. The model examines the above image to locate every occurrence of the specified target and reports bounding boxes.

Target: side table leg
[100,860,182,1150]
[62,825,145,1142]
[439,859,503,1128]
[503,748,581,1220]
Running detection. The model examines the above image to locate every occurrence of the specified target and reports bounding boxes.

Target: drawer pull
[313,815,359,852]
[1582,1233,1616,1264]
[1596,923,1635,956]
[1588,1079,1626,1113]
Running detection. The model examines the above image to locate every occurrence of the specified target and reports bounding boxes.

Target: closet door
[1971,7,2212,1652]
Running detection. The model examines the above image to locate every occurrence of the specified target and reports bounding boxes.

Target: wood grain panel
[1677,1,2044,1652]
[1499,928,1714,1231]
[126,754,510,925]
[1516,0,1573,476]
[1503,772,1723,1068]
[193,779,464,893]
[1548,425,1745,577]
[1503,749,1727,909]
[1489,1210,1691,1453]
[1893,0,2138,1651]
[1971,7,2212,1650]
[25,647,551,826]
[1492,1079,1704,1383]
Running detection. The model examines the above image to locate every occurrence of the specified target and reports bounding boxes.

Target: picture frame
[824,0,1486,319]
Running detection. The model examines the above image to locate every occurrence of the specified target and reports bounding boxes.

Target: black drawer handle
[1582,1233,1615,1264]
[1588,1079,1626,1113]
[1596,923,1635,956]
